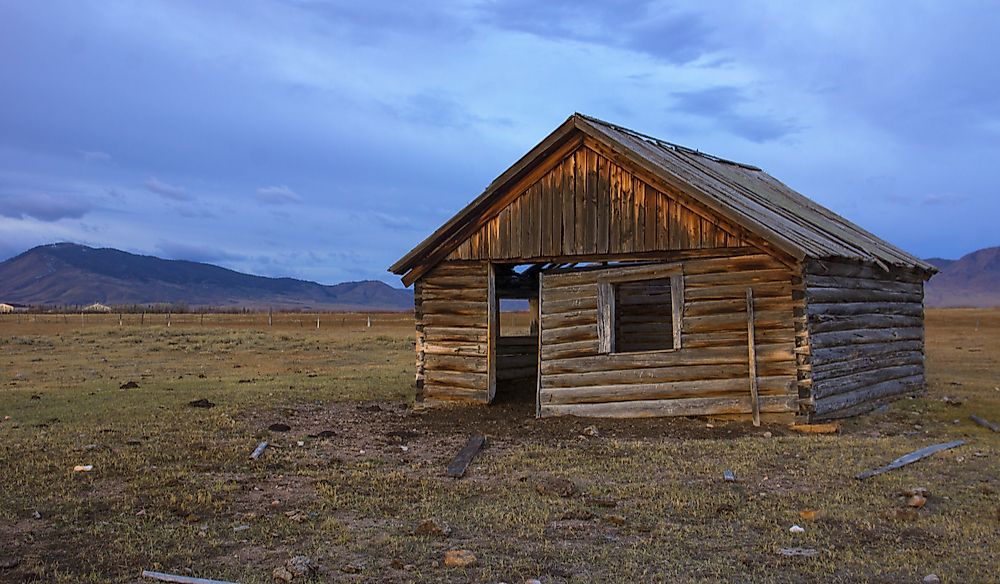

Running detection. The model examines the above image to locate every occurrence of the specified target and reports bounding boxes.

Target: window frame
[596,266,684,355]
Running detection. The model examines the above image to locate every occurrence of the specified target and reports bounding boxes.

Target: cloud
[921,192,969,206]
[78,149,112,162]
[0,192,94,222]
[669,86,799,143]
[155,241,245,264]
[255,185,302,205]
[145,177,191,201]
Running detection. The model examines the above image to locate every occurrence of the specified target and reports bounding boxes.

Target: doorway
[488,263,540,404]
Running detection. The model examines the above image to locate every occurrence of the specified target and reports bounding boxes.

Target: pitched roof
[390,113,935,283]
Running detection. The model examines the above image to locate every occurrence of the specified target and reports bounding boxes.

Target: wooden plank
[855,440,965,480]
[487,263,498,402]
[539,394,798,419]
[746,287,761,426]
[585,147,598,253]
[446,435,487,478]
[573,149,586,254]
[141,571,238,584]
[971,415,1000,432]
[596,151,610,254]
[644,183,657,251]
[536,275,544,417]
[541,375,796,405]
[672,273,684,349]
[562,156,575,255]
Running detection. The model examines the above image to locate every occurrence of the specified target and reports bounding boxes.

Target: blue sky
[1,1,998,286]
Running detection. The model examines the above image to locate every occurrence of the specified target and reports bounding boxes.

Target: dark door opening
[489,264,540,405]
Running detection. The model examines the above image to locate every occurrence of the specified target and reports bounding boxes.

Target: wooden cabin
[389,114,937,422]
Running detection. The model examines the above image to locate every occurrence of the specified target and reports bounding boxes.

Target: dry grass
[0,309,998,583]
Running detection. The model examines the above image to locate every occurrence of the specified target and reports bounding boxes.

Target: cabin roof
[390,113,936,283]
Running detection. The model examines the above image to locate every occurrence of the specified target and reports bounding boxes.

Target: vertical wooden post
[535,274,543,418]
[167,311,171,328]
[316,316,320,329]
[119,313,123,326]
[671,273,685,350]
[268,307,273,327]
[596,282,615,354]
[746,287,761,427]
[141,311,145,325]
[486,263,498,403]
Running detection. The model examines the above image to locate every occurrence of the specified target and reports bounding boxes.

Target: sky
[1,1,998,287]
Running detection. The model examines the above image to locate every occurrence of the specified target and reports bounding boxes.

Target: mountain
[925,246,1000,307]
[0,243,412,311]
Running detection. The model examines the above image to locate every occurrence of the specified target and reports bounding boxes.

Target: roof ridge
[575,113,762,172]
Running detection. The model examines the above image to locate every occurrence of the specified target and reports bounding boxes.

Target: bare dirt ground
[0,310,998,583]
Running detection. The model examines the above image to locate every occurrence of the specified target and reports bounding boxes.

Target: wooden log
[446,435,487,478]
[808,313,923,334]
[422,343,486,356]
[424,354,488,374]
[540,339,600,360]
[746,288,761,426]
[597,281,614,354]
[423,385,489,402]
[682,328,795,349]
[487,263,498,402]
[541,375,795,405]
[540,342,795,375]
[808,339,924,366]
[811,351,923,383]
[812,364,925,399]
[811,374,923,416]
[805,301,923,317]
[805,287,923,304]
[539,394,798,418]
[970,414,1000,433]
[809,327,923,350]
[685,281,793,301]
[804,274,923,293]
[249,441,268,460]
[855,440,965,480]
[805,258,926,283]
[425,370,489,391]
[789,422,840,434]
[685,268,791,287]
[541,324,598,344]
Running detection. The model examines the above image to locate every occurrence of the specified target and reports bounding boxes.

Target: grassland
[0,310,998,583]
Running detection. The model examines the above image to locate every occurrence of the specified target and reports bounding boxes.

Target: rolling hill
[925,246,1000,307]
[0,243,412,311]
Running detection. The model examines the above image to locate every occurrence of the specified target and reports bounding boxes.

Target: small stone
[604,514,627,525]
[268,423,291,432]
[119,380,140,389]
[907,494,928,508]
[272,566,293,582]
[922,575,941,584]
[789,524,805,534]
[582,425,600,437]
[32,510,41,520]
[902,487,931,498]
[525,580,543,584]
[73,464,93,472]
[534,476,576,498]
[763,431,773,438]
[0,557,20,570]
[723,470,736,482]
[286,555,317,578]
[443,549,477,568]
[413,518,452,537]
[778,547,818,557]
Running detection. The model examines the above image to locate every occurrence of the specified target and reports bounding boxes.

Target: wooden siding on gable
[447,145,748,262]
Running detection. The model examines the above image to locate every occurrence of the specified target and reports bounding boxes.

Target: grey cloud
[255,185,302,205]
[478,0,714,64]
[155,241,245,264]
[670,86,799,143]
[145,177,191,201]
[0,192,94,222]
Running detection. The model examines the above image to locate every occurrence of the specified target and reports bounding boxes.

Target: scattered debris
[971,414,1000,433]
[778,547,818,557]
[272,567,294,582]
[187,399,215,409]
[789,524,805,534]
[902,487,931,508]
[341,562,363,574]
[534,476,576,498]
[582,425,600,437]
[798,509,820,521]
[446,435,486,478]
[855,440,966,480]
[413,518,452,537]
[232,524,250,532]
[604,514,627,525]
[268,423,291,432]
[723,470,736,482]
[0,557,20,570]
[789,422,840,434]
[443,549,477,568]
[73,464,93,473]
[286,556,317,579]
[942,395,963,406]
[32,510,41,520]
[586,496,617,508]
[249,441,268,460]
[140,570,238,584]
[119,380,140,389]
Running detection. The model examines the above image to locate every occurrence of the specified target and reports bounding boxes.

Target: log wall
[416,261,491,403]
[538,252,801,418]
[803,259,927,419]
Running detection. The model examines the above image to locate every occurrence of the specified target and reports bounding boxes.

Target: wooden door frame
[486,262,498,403]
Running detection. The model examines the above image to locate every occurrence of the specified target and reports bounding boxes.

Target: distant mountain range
[0,243,412,311]
[924,246,1000,308]
[1,242,996,311]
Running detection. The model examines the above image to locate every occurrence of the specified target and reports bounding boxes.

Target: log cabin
[389,114,937,423]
